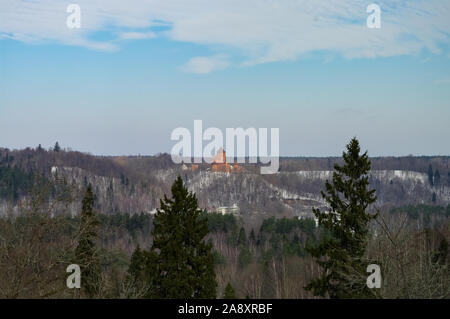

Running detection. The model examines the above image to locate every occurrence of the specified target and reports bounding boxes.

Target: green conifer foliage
[148,176,217,298]
[75,185,101,298]
[306,137,378,298]
[223,282,236,299]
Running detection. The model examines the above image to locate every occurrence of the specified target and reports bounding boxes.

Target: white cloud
[1,0,450,70]
[118,31,156,40]
[182,55,230,74]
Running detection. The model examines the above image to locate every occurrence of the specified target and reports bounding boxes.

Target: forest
[0,183,448,298]
[0,140,448,299]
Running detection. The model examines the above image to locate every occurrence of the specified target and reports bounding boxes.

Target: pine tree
[238,227,247,246]
[305,137,378,298]
[125,244,155,297]
[53,142,61,152]
[128,245,145,283]
[223,282,237,299]
[75,185,101,297]
[428,164,434,186]
[147,176,217,298]
[250,229,256,243]
[433,238,449,265]
[434,169,441,186]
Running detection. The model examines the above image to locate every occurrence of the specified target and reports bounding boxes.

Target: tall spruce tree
[250,229,256,243]
[125,244,155,298]
[148,176,217,298]
[53,142,61,152]
[428,164,434,186]
[223,282,237,299]
[238,227,247,246]
[128,245,145,283]
[306,137,378,298]
[434,169,441,187]
[75,185,101,298]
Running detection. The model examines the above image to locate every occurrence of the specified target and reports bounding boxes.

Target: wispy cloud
[182,55,230,74]
[1,0,450,71]
[118,31,156,40]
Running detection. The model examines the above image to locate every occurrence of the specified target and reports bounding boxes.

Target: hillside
[0,147,449,218]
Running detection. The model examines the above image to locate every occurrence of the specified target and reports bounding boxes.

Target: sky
[1,0,450,157]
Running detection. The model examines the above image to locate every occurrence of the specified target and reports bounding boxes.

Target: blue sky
[1,0,450,156]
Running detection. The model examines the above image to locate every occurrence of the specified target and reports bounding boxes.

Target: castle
[211,148,241,172]
[181,148,242,172]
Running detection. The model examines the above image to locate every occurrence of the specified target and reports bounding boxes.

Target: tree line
[0,138,448,299]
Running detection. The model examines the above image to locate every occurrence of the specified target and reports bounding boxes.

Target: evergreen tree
[250,229,256,243]
[53,142,61,152]
[128,245,145,283]
[428,164,434,186]
[306,137,378,298]
[75,185,101,297]
[238,227,247,246]
[125,244,156,297]
[223,282,237,299]
[148,176,217,298]
[433,238,449,265]
[261,260,276,298]
[434,169,441,186]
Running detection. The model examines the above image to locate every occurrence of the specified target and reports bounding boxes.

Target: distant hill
[0,147,449,218]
